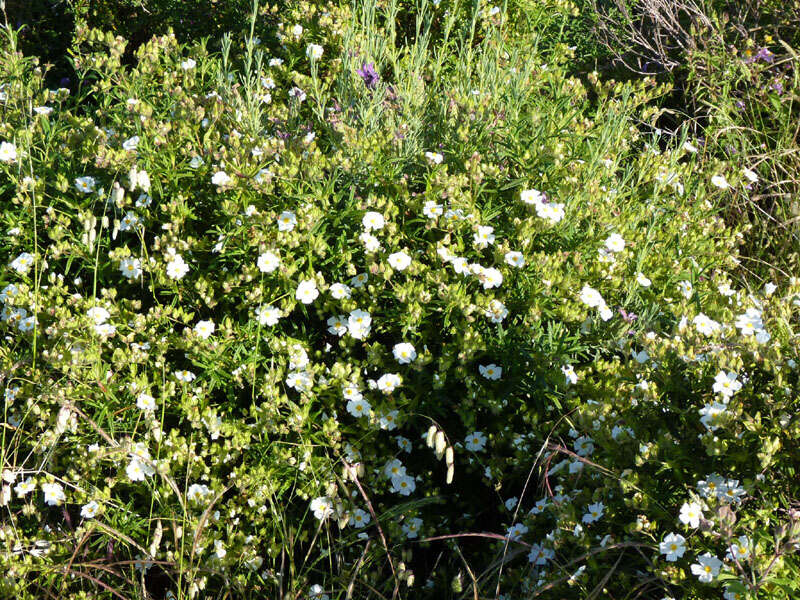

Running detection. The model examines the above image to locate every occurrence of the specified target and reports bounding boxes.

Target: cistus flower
[0,141,17,163]
[356,62,380,89]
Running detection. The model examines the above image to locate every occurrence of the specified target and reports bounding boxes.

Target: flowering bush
[1,1,799,599]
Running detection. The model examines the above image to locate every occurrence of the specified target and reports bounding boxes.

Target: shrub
[1,1,799,598]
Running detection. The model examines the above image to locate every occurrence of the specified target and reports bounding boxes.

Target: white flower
[473,225,495,249]
[479,267,503,289]
[536,201,565,223]
[194,319,215,339]
[402,517,423,539]
[506,523,528,540]
[310,496,334,520]
[580,285,606,308]
[257,251,281,273]
[122,136,140,151]
[479,364,502,380]
[327,315,348,336]
[119,211,140,231]
[187,483,212,504]
[349,508,371,528]
[126,458,153,481]
[135,193,152,208]
[359,232,381,252]
[359,211,385,232]
[561,365,578,385]
[18,316,37,333]
[211,171,232,186]
[214,540,226,559]
[291,24,303,37]
[742,168,758,183]
[529,498,549,515]
[396,436,412,453]
[735,308,763,336]
[605,233,625,253]
[379,410,399,430]
[136,393,157,411]
[347,309,372,339]
[698,474,725,499]
[726,535,751,561]
[699,402,727,431]
[755,328,771,344]
[678,501,703,528]
[636,272,651,287]
[189,156,204,169]
[387,251,411,271]
[309,584,329,600]
[693,313,721,336]
[10,252,35,274]
[119,257,142,279]
[295,280,319,304]
[423,201,443,218]
[720,479,746,504]
[166,254,189,280]
[277,211,297,231]
[683,141,699,153]
[392,343,417,364]
[691,553,722,582]
[75,176,97,193]
[528,544,554,565]
[391,474,416,495]
[384,459,407,479]
[574,435,594,456]
[504,251,525,268]
[286,371,313,392]
[377,373,402,394]
[175,370,196,383]
[41,482,66,506]
[329,283,351,299]
[0,141,18,163]
[306,44,324,60]
[255,304,282,326]
[659,533,686,561]
[485,299,508,323]
[465,431,487,451]
[14,478,36,497]
[346,398,371,418]
[712,371,741,399]
[711,174,730,189]
[520,189,545,205]
[0,283,19,303]
[424,151,443,164]
[582,502,605,524]
[181,58,197,70]
[81,500,100,519]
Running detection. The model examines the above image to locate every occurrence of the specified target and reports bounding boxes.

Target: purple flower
[745,47,775,64]
[357,62,380,89]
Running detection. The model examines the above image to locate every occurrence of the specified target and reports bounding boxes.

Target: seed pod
[434,431,446,459]
[148,519,163,557]
[445,446,454,466]
[426,425,437,448]
[446,463,454,484]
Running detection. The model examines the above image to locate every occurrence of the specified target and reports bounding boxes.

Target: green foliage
[1,1,799,599]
